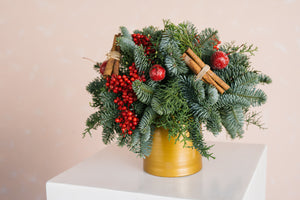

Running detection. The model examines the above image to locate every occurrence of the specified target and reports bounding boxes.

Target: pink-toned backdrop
[1,0,299,199]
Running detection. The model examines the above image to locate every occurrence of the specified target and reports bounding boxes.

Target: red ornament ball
[100,60,108,74]
[211,51,229,70]
[149,64,166,81]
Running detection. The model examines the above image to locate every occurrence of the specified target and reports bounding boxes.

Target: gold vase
[143,127,202,177]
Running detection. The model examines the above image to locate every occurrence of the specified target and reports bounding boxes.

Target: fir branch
[139,107,157,131]
[205,85,219,105]
[93,63,100,73]
[229,86,267,107]
[146,79,159,88]
[151,79,186,116]
[128,129,153,158]
[179,75,205,104]
[118,36,135,66]
[139,107,157,142]
[120,26,132,39]
[132,101,146,115]
[245,111,266,130]
[258,74,272,84]
[102,126,116,144]
[216,93,251,109]
[197,28,219,47]
[132,80,154,105]
[205,110,222,135]
[134,45,152,74]
[117,134,130,147]
[118,37,135,55]
[163,20,201,56]
[82,111,102,138]
[220,106,245,138]
[190,102,209,120]
[99,91,118,110]
[159,33,189,76]
[130,129,141,146]
[86,77,106,97]
[165,55,188,76]
[142,26,159,38]
[220,42,258,56]
[151,96,170,115]
[231,72,260,88]
[188,119,215,159]
[139,136,153,158]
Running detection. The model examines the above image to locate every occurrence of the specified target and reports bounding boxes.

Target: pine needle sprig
[132,80,154,105]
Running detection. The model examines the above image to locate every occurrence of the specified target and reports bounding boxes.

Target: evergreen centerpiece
[83,20,271,159]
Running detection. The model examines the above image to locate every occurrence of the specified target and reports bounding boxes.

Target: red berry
[211,51,229,70]
[149,64,166,81]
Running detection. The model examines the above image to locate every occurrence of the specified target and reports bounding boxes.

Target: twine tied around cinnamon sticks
[196,64,210,80]
[103,33,121,77]
[106,51,121,61]
[182,48,230,94]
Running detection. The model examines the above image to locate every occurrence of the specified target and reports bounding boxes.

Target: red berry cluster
[212,38,221,51]
[105,63,146,135]
[132,33,156,64]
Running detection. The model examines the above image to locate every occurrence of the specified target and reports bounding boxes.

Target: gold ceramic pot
[143,127,202,177]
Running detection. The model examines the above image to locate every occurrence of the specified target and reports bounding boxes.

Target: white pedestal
[46,142,267,200]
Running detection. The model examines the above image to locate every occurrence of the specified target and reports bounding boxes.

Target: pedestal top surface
[48,142,266,200]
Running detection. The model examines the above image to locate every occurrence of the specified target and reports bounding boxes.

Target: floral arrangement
[83,20,271,158]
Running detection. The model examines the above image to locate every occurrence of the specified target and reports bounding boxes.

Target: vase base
[143,157,202,177]
[143,127,202,177]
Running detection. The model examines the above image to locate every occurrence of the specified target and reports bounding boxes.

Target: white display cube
[46,142,267,200]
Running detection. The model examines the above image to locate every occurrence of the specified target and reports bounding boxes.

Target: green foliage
[159,34,189,76]
[197,28,219,49]
[118,36,135,67]
[196,28,219,62]
[220,42,258,56]
[179,75,222,135]
[164,20,201,56]
[132,80,154,105]
[258,74,272,84]
[120,26,131,39]
[83,20,271,159]
[139,107,157,142]
[132,101,146,115]
[188,119,214,159]
[153,79,193,146]
[93,63,100,73]
[245,111,266,129]
[128,129,153,158]
[134,45,152,75]
[229,86,267,107]
[151,79,187,116]
[83,111,102,137]
[220,106,244,138]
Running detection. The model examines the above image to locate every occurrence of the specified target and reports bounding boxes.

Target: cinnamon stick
[186,48,230,91]
[103,34,118,77]
[182,53,225,94]
[112,34,121,75]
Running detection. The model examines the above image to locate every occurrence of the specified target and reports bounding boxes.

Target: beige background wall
[0,0,299,199]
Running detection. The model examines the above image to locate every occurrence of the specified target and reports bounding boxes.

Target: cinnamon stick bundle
[183,48,230,94]
[112,41,121,75]
[103,33,121,77]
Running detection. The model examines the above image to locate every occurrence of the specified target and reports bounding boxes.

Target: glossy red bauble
[211,51,229,70]
[100,60,108,74]
[149,64,166,81]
